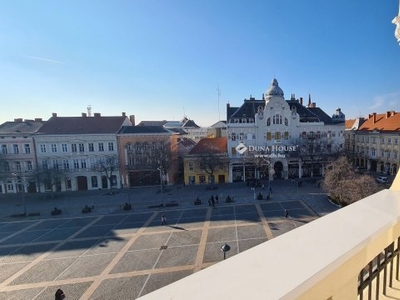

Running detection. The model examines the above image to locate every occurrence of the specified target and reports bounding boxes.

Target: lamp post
[157,166,164,207]
[13,171,27,216]
[220,243,231,260]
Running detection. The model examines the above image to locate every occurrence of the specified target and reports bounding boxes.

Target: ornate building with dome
[226,78,345,183]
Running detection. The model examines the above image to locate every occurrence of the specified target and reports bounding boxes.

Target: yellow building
[184,137,228,185]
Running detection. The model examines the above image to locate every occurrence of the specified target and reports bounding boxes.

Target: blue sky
[0,0,399,126]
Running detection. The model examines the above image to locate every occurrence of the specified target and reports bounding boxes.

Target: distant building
[184,137,228,185]
[138,116,208,142]
[33,112,131,192]
[226,78,345,183]
[346,111,400,174]
[117,126,179,187]
[207,121,227,138]
[0,118,45,194]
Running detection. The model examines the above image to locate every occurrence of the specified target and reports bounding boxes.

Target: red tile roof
[189,137,227,155]
[359,111,400,131]
[345,119,356,130]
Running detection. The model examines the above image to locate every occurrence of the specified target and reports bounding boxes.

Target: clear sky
[0,0,399,127]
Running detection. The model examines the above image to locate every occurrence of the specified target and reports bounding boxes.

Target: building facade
[33,112,131,192]
[227,79,345,183]
[346,112,400,175]
[117,126,179,187]
[0,118,45,194]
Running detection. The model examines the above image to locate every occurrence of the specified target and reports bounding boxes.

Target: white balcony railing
[137,172,400,300]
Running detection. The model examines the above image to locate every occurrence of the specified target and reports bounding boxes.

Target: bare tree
[292,136,342,177]
[198,147,226,184]
[92,155,119,189]
[36,166,65,197]
[243,150,271,181]
[322,156,379,206]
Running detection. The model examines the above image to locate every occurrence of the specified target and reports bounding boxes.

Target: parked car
[376,176,388,183]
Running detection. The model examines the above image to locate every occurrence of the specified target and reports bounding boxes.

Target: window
[266,132,272,140]
[53,160,59,169]
[239,133,244,141]
[1,145,7,154]
[42,160,48,170]
[62,144,68,152]
[231,133,236,141]
[13,144,19,154]
[395,138,399,145]
[40,144,46,153]
[284,132,289,140]
[73,159,79,169]
[371,137,376,144]
[15,161,21,171]
[98,143,104,152]
[79,143,84,152]
[188,161,194,171]
[275,132,281,140]
[284,118,288,126]
[381,138,385,144]
[27,161,33,170]
[108,142,114,151]
[24,144,31,153]
[89,143,94,152]
[71,144,77,152]
[4,162,10,171]
[51,144,57,152]
[273,114,282,125]
[65,178,72,190]
[388,138,392,144]
[81,159,87,169]
[63,160,69,170]
[231,147,237,155]
[266,118,271,126]
[371,148,376,157]
[395,151,398,159]
[91,176,98,188]
[7,181,14,191]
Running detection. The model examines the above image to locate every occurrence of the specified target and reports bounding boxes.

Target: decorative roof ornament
[265,78,284,97]
[393,0,400,45]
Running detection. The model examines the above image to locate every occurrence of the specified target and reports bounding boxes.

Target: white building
[33,112,131,192]
[227,79,345,183]
[0,118,45,194]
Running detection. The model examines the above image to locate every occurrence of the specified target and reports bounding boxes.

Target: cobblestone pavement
[0,180,338,299]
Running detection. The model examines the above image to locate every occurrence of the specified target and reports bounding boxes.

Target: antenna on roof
[87,105,92,117]
[217,84,221,121]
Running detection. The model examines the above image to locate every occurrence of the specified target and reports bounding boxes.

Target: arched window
[273,114,282,124]
[284,118,288,126]
[266,118,271,126]
[231,133,236,141]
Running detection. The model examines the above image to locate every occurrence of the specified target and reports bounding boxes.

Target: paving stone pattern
[0,181,338,299]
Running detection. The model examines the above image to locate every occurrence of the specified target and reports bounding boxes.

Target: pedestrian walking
[285,210,289,218]
[161,215,167,225]
[55,288,65,300]
[215,195,219,203]
[269,186,273,193]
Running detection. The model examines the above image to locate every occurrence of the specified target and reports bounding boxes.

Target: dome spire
[265,78,284,97]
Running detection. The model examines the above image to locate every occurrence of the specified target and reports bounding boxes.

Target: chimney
[371,113,377,124]
[392,111,396,117]
[299,97,303,105]
[122,112,126,117]
[14,118,23,123]
[129,115,135,126]
[34,118,43,122]
[311,102,316,108]
[82,113,87,117]
[94,113,101,117]
[52,113,57,118]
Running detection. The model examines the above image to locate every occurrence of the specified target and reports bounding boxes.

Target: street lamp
[13,171,27,216]
[157,166,164,207]
[220,243,231,260]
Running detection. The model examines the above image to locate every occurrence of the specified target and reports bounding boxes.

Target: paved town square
[0,181,337,299]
